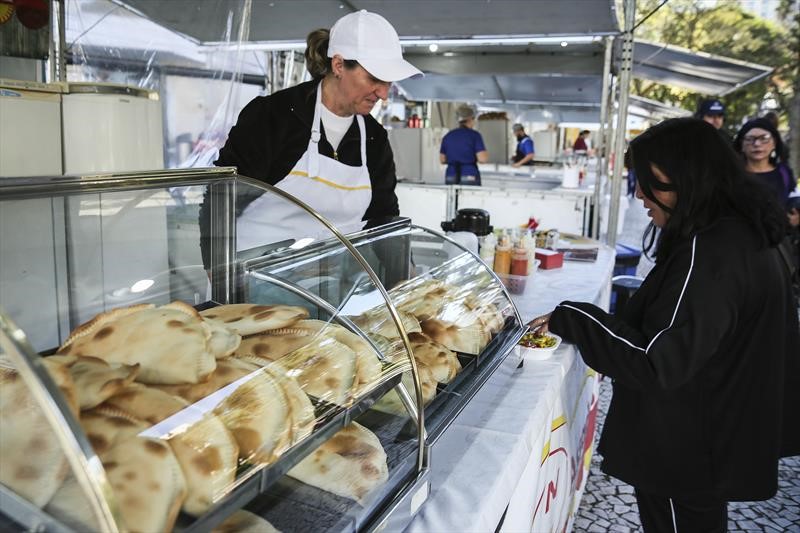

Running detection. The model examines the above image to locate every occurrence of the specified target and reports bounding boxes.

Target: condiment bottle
[511,243,529,276]
[480,232,496,268]
[519,231,537,274]
[493,234,512,275]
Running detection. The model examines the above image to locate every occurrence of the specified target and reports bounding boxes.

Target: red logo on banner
[533,447,568,520]
[545,470,560,513]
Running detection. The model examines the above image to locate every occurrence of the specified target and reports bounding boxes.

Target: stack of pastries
[1,268,508,531]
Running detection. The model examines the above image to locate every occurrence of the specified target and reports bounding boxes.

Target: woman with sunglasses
[528,118,799,532]
[734,117,796,207]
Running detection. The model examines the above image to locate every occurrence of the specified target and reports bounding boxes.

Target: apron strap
[357,114,367,168]
[308,82,324,179]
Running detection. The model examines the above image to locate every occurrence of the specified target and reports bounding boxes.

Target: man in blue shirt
[440,104,489,185]
[511,123,535,167]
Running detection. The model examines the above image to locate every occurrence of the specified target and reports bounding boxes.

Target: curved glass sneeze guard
[249,220,527,443]
[0,168,422,533]
[348,223,525,439]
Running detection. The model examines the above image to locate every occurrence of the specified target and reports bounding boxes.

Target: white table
[406,246,614,533]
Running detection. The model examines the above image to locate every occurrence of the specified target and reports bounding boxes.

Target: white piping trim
[559,304,646,352]
[669,497,678,532]
[646,236,697,354]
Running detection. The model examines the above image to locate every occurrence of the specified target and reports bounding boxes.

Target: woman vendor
[201,10,422,265]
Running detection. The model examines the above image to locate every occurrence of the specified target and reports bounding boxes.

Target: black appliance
[441,208,493,236]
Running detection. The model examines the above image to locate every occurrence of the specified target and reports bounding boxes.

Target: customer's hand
[527,313,551,334]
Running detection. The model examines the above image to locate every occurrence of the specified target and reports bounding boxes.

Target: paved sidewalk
[574,379,800,532]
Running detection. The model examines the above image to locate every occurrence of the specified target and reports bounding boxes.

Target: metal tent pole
[592,36,614,239]
[607,0,636,246]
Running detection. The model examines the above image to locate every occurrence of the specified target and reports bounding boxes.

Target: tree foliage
[632,0,796,138]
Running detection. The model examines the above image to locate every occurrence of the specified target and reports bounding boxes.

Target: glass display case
[0,167,525,532]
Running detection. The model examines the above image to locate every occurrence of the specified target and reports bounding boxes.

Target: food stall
[0,2,625,531]
[0,167,613,532]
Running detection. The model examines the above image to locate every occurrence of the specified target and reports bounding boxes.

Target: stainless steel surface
[605,73,617,199]
[57,0,66,83]
[0,483,74,533]
[0,312,122,532]
[246,179,427,473]
[52,198,72,344]
[594,36,614,240]
[209,179,237,304]
[366,470,431,533]
[608,0,636,246]
[393,381,426,441]
[0,167,235,197]
[478,173,564,192]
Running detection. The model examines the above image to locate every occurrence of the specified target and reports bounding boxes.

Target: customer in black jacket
[529,118,800,532]
[200,10,421,268]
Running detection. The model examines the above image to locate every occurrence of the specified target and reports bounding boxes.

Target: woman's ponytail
[305,29,331,80]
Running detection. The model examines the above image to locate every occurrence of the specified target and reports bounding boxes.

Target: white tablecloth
[405,247,614,533]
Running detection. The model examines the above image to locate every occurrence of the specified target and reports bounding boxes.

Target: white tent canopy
[632,39,773,96]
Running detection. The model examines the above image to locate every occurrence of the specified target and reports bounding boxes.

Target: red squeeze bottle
[511,245,529,276]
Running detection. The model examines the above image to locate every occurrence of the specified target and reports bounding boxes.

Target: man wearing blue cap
[696,98,725,130]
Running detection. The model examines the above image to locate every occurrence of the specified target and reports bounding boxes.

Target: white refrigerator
[62,82,164,173]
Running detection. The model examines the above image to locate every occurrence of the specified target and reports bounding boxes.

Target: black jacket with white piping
[550,216,800,501]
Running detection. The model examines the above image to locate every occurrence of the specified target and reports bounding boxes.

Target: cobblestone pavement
[574,379,800,532]
[575,199,800,532]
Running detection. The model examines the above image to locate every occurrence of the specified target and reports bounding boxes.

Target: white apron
[237,82,372,252]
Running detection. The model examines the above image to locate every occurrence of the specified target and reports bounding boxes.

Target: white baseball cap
[327,10,423,82]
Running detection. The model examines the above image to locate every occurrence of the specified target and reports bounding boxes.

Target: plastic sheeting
[64,0,286,168]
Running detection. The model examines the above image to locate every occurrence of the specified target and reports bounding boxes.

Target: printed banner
[502,361,599,532]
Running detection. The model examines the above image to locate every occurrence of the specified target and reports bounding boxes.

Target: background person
[439,104,488,186]
[511,123,535,167]
[762,110,790,161]
[734,117,796,207]
[528,118,799,532]
[695,98,725,130]
[201,9,421,265]
[573,130,591,152]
